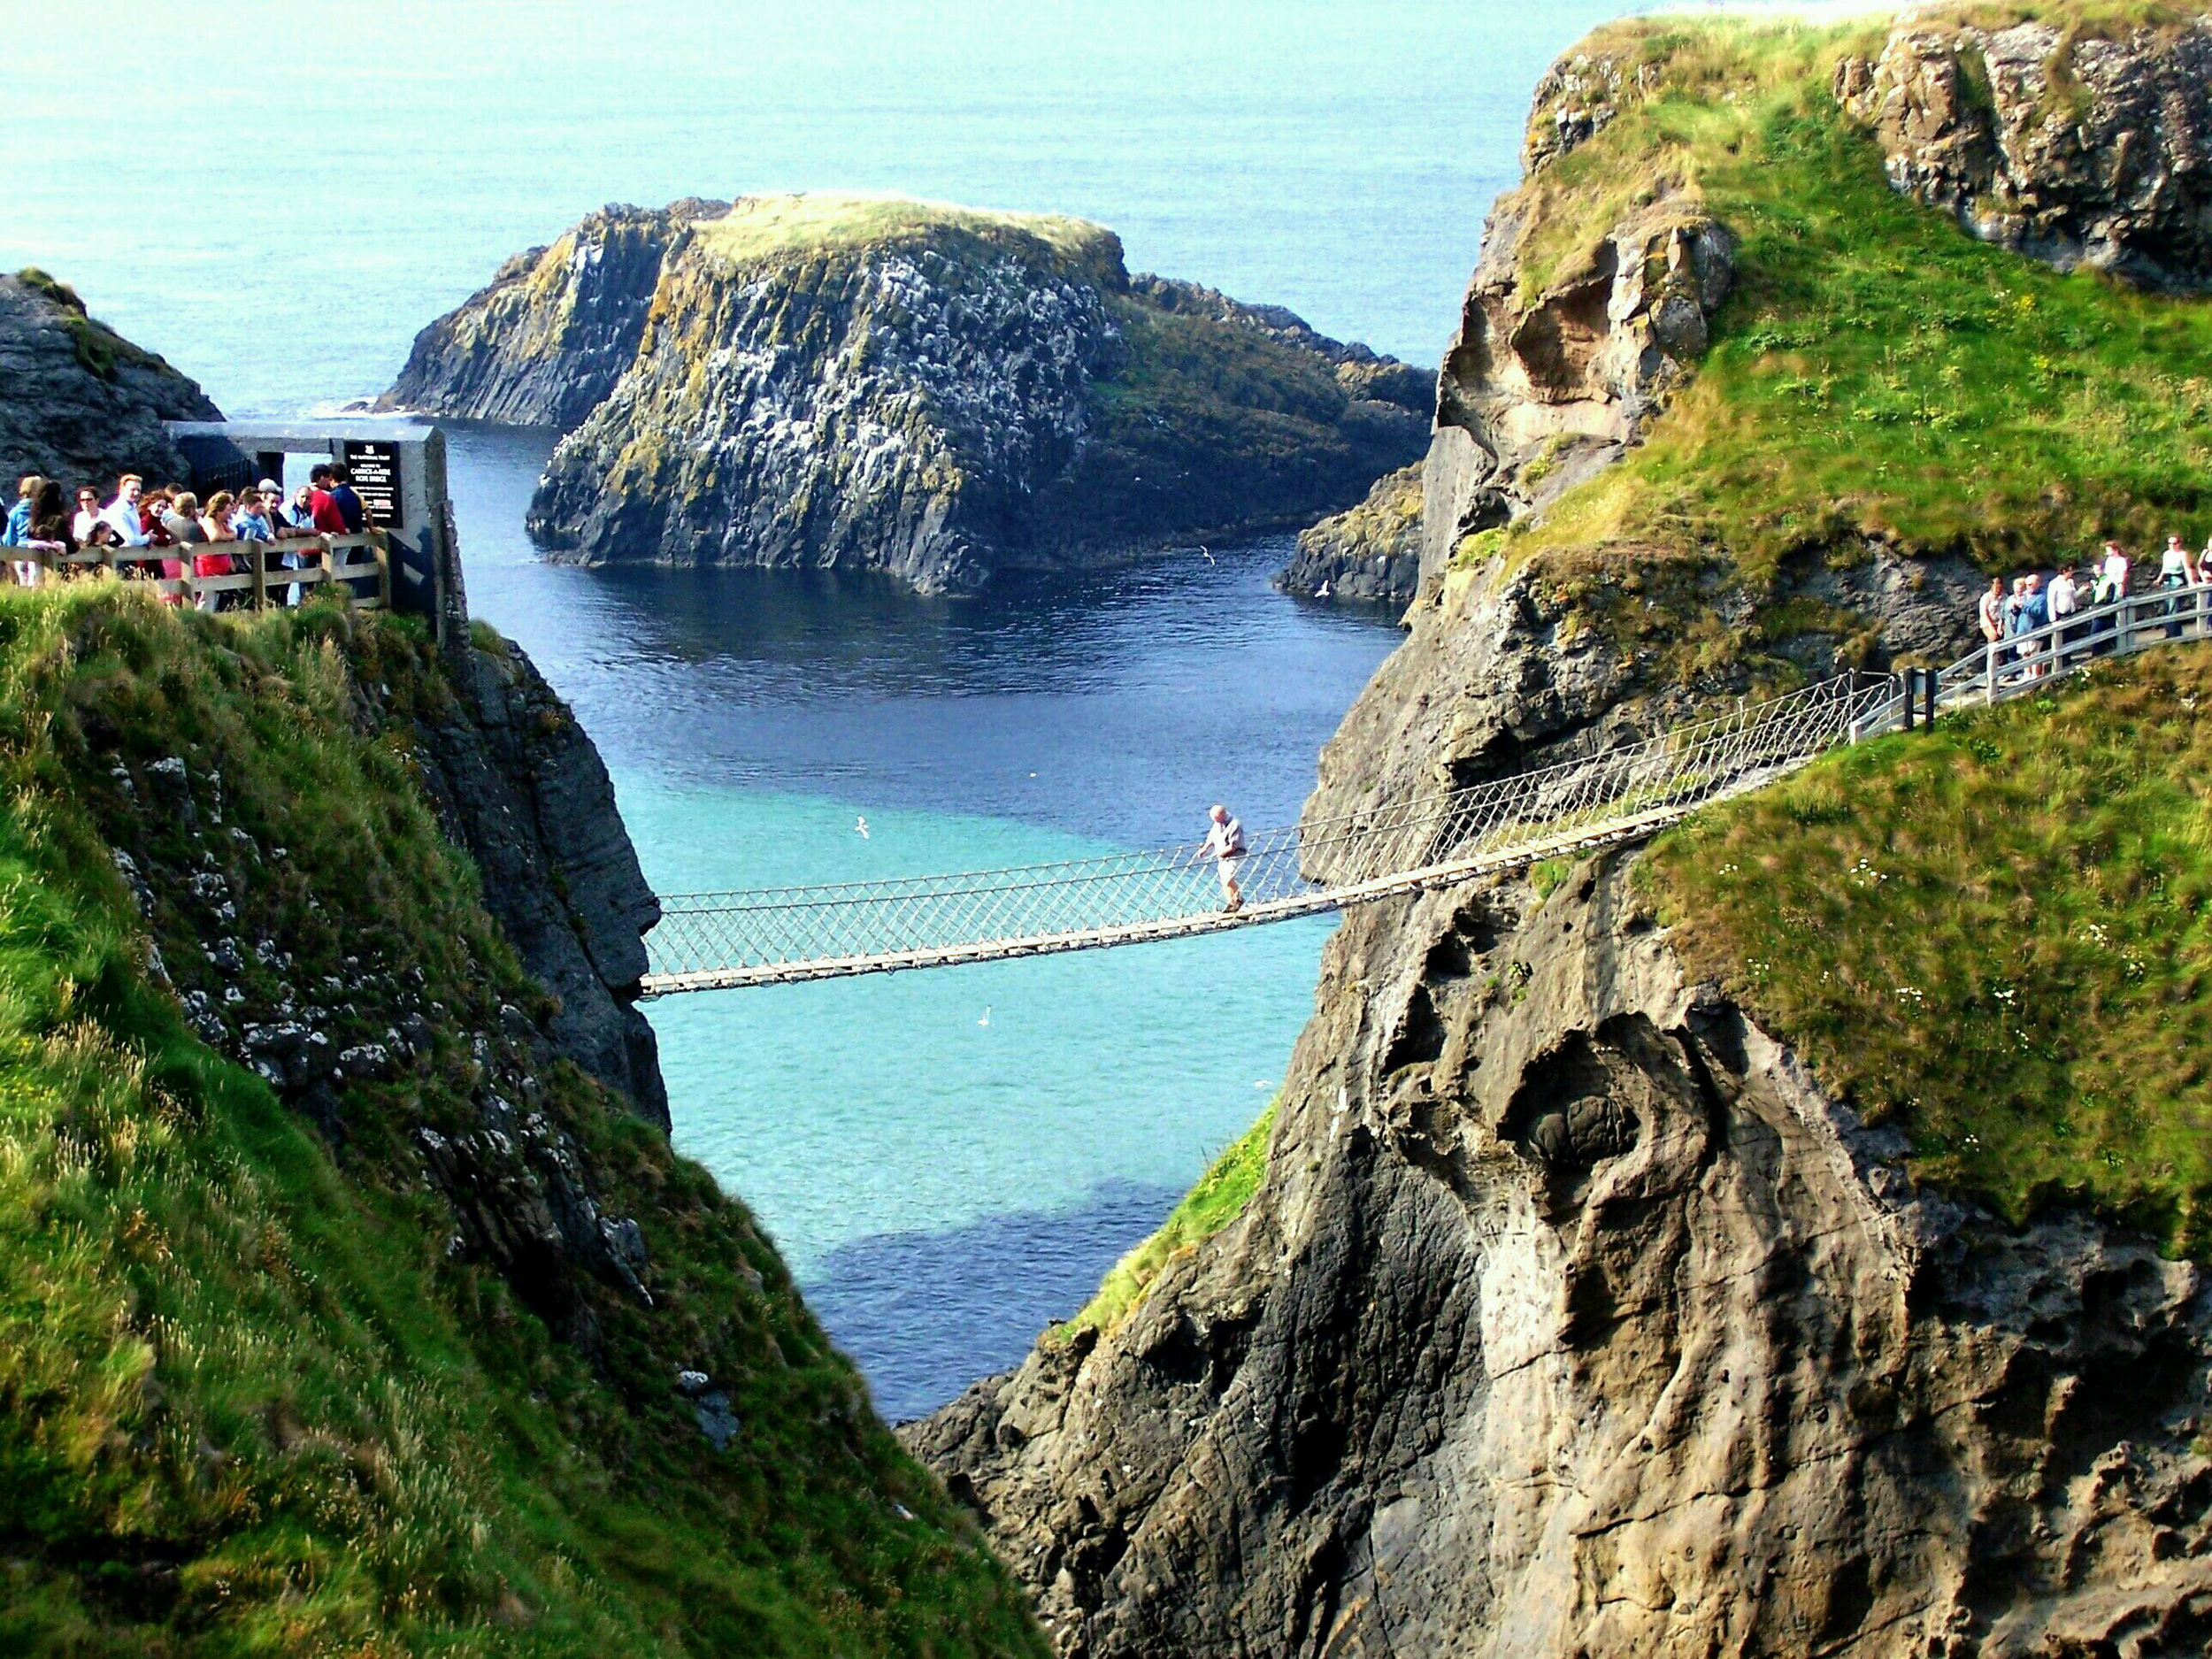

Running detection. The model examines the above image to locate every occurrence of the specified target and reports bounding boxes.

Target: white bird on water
[855,815,870,839]
[979,1006,993,1028]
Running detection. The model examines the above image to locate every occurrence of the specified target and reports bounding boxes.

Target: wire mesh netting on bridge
[640,672,1899,994]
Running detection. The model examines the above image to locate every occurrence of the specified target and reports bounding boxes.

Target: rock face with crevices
[1835,16,2212,290]
[912,851,2212,1655]
[1420,71,1736,585]
[383,201,724,431]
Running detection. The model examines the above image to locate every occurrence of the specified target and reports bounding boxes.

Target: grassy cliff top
[0,588,1039,1655]
[692,192,1125,281]
[1054,1101,1276,1343]
[1486,3,2212,582]
[1643,645,2212,1256]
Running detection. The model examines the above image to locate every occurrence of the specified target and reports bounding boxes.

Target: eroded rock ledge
[1836,15,2212,290]
[911,854,2212,1655]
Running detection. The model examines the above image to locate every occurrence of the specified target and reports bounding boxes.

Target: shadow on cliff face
[803,1180,1183,1424]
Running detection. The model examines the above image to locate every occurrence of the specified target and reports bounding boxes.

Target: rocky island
[911,7,2212,1655]
[386,194,1431,594]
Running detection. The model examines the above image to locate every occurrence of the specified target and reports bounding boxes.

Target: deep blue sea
[4,0,1799,1419]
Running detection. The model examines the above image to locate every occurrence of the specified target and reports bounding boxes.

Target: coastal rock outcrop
[389,194,1429,594]
[1276,461,1423,605]
[1836,15,2212,289]
[910,11,2212,1653]
[1421,113,1735,582]
[0,268,220,488]
[912,852,2212,1656]
[410,634,668,1127]
[383,200,723,430]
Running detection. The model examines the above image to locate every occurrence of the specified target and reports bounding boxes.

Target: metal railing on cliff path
[637,585,2212,996]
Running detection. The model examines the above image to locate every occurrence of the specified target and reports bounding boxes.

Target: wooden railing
[18,533,391,612]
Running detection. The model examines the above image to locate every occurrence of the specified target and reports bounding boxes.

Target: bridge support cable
[637,595,2203,993]
[641,669,1903,995]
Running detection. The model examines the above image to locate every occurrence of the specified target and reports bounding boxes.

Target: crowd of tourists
[1975,534,2212,677]
[1,465,372,609]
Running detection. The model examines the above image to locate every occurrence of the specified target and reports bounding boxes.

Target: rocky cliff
[413,634,668,1126]
[911,7,2212,1654]
[1275,461,1424,605]
[0,267,221,488]
[9,590,1039,1653]
[389,194,1430,594]
[1836,13,2212,290]
[382,200,723,430]
[914,849,2212,1655]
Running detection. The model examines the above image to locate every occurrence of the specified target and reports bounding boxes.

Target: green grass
[693,193,1119,282]
[1641,645,2212,1256]
[1056,1102,1277,1341]
[1486,7,2212,589]
[0,585,1041,1655]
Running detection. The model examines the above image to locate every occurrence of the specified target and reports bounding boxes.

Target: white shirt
[2047,572,2077,617]
[72,509,102,542]
[103,497,151,547]
[2102,551,2129,590]
[1205,818,1245,860]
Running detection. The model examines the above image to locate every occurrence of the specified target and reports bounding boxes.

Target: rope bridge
[637,588,2210,995]
[640,672,1898,995]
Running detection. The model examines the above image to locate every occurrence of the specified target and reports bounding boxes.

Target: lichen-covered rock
[0,268,220,488]
[391,194,1429,594]
[912,852,2212,1657]
[382,200,723,429]
[1276,460,1424,604]
[1836,16,2212,290]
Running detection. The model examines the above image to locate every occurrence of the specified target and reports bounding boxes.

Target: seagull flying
[1315,580,1332,598]
[855,815,870,839]
[1198,545,1215,565]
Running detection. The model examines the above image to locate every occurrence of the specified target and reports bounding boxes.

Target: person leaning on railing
[5,475,42,586]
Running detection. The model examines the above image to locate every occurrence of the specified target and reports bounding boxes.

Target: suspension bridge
[637,586,2208,997]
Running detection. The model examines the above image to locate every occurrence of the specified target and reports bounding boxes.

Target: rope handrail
[641,670,1893,992]
[638,590,2211,995]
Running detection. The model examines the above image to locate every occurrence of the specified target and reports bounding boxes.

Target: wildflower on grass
[2081,922,2109,948]
[1848,857,1887,888]
[1893,985,1925,1006]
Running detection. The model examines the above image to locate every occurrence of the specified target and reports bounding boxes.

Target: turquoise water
[441,426,1387,1416]
[4,0,1806,1418]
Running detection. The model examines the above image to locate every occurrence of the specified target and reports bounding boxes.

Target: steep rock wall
[1836,16,2212,289]
[411,636,668,1127]
[0,269,220,488]
[1421,148,1734,584]
[381,201,722,429]
[913,854,2212,1655]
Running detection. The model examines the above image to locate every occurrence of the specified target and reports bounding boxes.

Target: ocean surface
[6,0,1797,1420]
